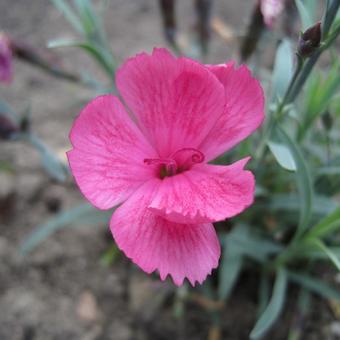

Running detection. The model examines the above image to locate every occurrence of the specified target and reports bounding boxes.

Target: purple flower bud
[298,22,321,58]
[0,32,13,84]
[0,115,19,140]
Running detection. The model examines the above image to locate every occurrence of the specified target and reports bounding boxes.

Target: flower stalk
[286,0,340,103]
[256,2,340,167]
[11,39,86,85]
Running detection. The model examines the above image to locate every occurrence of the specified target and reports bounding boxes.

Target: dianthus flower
[0,32,13,84]
[68,48,264,285]
[260,0,285,28]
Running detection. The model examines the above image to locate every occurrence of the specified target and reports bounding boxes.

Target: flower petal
[110,180,220,286]
[148,158,255,224]
[116,48,225,157]
[200,62,265,161]
[67,94,157,210]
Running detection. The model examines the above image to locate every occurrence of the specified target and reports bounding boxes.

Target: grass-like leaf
[218,236,243,300]
[295,0,313,31]
[271,39,293,102]
[268,140,296,171]
[21,204,112,254]
[24,133,68,182]
[288,271,340,300]
[275,126,313,239]
[311,239,340,271]
[250,268,288,339]
[49,0,83,33]
[48,39,114,75]
[306,207,340,239]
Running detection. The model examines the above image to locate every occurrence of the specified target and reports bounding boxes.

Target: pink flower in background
[0,33,13,84]
[260,0,285,28]
[68,48,264,285]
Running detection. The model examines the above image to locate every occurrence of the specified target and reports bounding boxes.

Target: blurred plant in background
[0,32,13,83]
[1,0,339,339]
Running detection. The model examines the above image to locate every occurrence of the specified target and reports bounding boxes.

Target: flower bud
[0,115,19,140]
[298,22,321,58]
[0,32,13,84]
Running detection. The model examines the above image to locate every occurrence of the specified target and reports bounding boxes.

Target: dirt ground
[0,1,338,339]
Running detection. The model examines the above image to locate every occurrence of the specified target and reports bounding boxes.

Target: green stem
[277,54,304,116]
[288,51,321,103]
[288,1,340,103]
[323,20,340,49]
[263,1,340,271]
[255,1,340,165]
[254,114,274,170]
[13,41,92,87]
[255,55,304,169]
[322,0,340,39]
[272,246,295,268]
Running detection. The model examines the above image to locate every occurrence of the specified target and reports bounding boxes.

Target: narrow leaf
[48,39,115,75]
[41,151,67,182]
[268,140,296,171]
[265,194,336,216]
[225,225,282,263]
[218,239,243,300]
[272,39,293,101]
[311,239,340,271]
[275,126,313,236]
[288,271,340,300]
[258,271,270,316]
[295,0,313,31]
[250,268,288,339]
[50,0,83,33]
[21,204,112,254]
[302,0,318,22]
[21,204,93,254]
[306,207,340,239]
[0,99,18,120]
[24,133,67,182]
[295,246,340,260]
[317,166,340,175]
[74,0,96,34]
[74,0,107,44]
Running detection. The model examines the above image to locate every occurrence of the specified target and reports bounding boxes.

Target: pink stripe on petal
[148,157,255,224]
[201,63,265,161]
[116,48,225,157]
[67,94,157,210]
[110,180,220,286]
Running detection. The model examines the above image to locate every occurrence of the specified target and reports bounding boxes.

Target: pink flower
[260,0,285,28]
[0,33,13,84]
[68,48,264,286]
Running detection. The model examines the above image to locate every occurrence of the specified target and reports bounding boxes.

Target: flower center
[144,148,205,178]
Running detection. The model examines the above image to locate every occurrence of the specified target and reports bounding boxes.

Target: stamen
[144,148,205,178]
[144,158,177,176]
[171,148,205,171]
